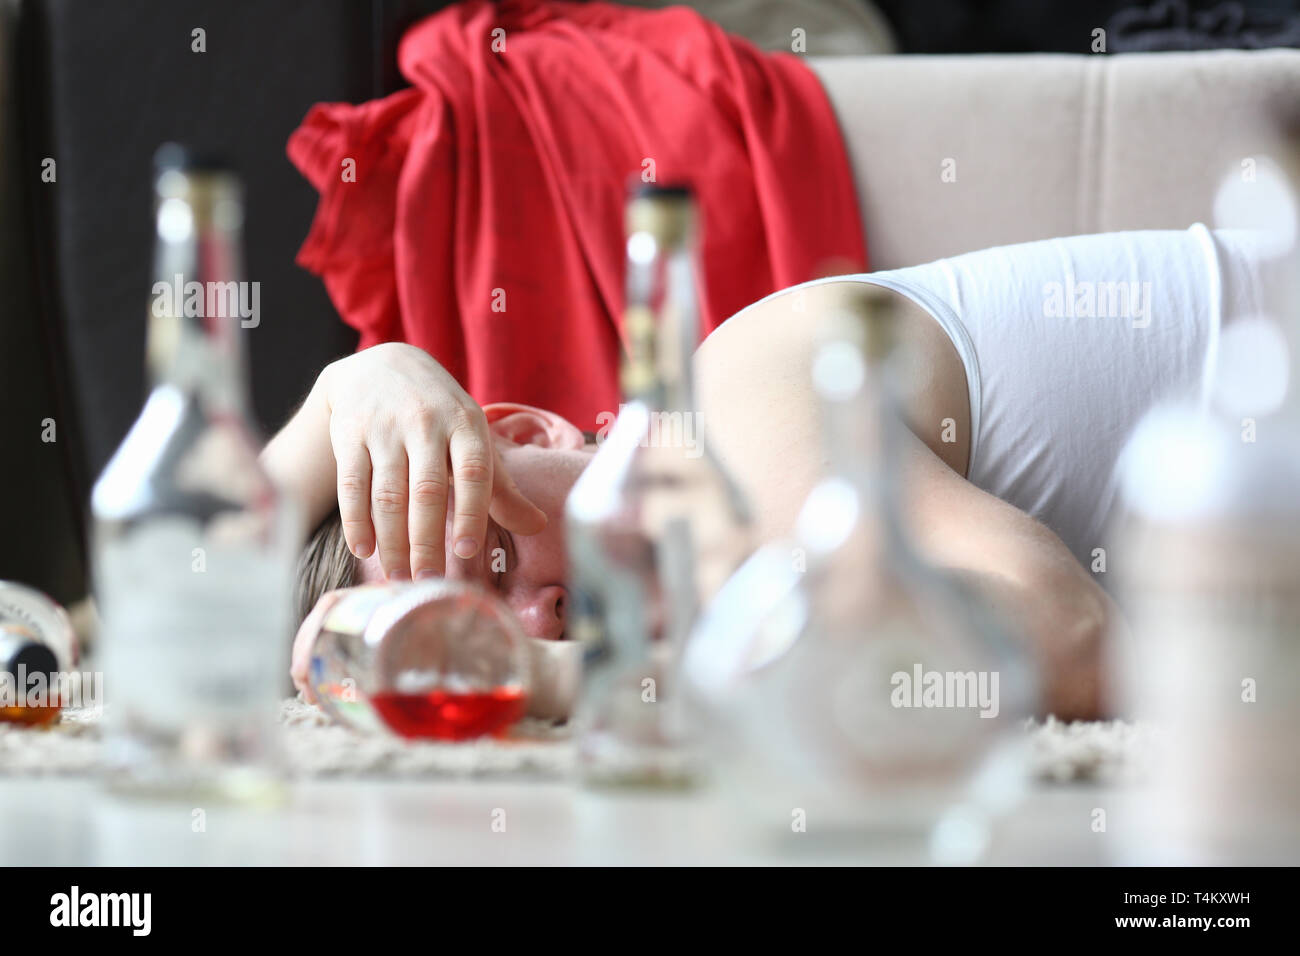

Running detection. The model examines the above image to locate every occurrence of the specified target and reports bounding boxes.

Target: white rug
[0,699,1158,783]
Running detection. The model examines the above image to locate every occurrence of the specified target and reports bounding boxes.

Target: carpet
[0,699,1158,783]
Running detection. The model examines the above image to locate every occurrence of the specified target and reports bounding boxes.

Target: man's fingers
[406,442,450,579]
[369,448,412,580]
[488,443,548,535]
[447,419,494,560]
[333,442,375,561]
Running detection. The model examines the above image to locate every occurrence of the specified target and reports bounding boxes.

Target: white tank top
[754,226,1267,574]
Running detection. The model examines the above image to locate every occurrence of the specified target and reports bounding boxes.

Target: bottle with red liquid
[308,581,532,741]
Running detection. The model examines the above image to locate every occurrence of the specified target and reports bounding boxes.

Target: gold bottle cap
[819,285,898,363]
[626,185,695,248]
[856,286,898,362]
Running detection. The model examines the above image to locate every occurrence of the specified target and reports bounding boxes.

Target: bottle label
[97,516,293,730]
[620,305,658,398]
[321,586,401,638]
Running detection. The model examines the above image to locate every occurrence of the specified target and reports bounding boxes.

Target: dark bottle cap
[154,142,235,175]
[0,633,58,680]
[631,182,694,201]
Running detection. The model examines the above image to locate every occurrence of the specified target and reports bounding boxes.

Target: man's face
[357,441,594,640]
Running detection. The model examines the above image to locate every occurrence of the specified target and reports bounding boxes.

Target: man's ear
[482,403,586,450]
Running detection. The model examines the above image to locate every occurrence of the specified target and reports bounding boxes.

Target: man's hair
[295,509,360,630]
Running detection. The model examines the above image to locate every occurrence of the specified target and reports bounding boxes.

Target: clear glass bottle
[565,185,752,787]
[92,145,299,800]
[1110,157,1300,864]
[307,581,532,741]
[685,288,1034,859]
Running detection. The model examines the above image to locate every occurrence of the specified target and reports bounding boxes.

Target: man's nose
[511,585,567,641]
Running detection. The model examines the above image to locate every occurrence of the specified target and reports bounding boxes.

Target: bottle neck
[813,338,908,552]
[146,177,251,416]
[622,239,698,413]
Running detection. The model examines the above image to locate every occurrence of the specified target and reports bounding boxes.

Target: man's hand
[319,343,547,580]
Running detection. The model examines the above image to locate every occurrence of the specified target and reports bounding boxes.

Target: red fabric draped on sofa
[288,0,866,429]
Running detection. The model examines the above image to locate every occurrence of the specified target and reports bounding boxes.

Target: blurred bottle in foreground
[565,184,752,787]
[92,146,298,801]
[307,581,533,741]
[685,287,1034,861]
[1110,154,1300,864]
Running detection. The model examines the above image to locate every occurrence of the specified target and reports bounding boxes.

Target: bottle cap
[632,182,693,201]
[153,146,244,233]
[153,142,235,175]
[0,624,59,679]
[627,184,696,247]
[817,285,898,365]
[853,286,898,361]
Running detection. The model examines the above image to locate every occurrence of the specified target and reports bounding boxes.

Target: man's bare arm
[259,372,337,536]
[695,284,1113,719]
[900,430,1112,720]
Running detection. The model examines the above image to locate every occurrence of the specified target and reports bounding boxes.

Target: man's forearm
[259,371,337,534]
[897,439,1113,721]
[946,559,1110,722]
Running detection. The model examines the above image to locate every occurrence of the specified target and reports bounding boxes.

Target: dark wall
[874,0,1300,53]
[23,0,372,474]
[0,1,84,605]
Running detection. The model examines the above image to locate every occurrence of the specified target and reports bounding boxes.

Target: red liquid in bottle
[370,687,528,741]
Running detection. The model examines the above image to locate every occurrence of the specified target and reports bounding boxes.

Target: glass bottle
[92,145,299,800]
[307,580,532,741]
[1110,157,1300,864]
[0,582,90,724]
[565,184,752,787]
[685,287,1034,859]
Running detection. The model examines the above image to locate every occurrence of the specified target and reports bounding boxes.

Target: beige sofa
[812,49,1300,270]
